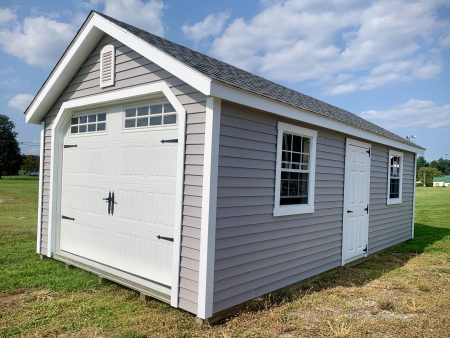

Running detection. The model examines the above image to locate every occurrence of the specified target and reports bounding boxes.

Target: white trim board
[197,97,221,319]
[46,82,185,307]
[36,121,45,253]
[210,81,424,154]
[25,12,211,124]
[411,154,417,239]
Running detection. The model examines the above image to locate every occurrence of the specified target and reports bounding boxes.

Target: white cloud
[199,0,450,95]
[0,8,16,24]
[100,0,165,36]
[0,1,166,68]
[360,99,450,129]
[0,15,77,68]
[182,12,230,45]
[8,93,34,112]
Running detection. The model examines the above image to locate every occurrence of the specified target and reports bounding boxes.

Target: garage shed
[26,11,424,319]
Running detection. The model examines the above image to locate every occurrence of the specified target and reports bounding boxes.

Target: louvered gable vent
[100,44,115,87]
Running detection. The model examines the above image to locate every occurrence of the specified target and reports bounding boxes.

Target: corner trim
[411,154,417,239]
[36,121,45,253]
[197,97,221,319]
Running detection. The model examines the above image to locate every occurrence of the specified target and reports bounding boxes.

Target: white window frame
[122,99,177,130]
[387,149,403,205]
[100,44,115,88]
[274,122,317,216]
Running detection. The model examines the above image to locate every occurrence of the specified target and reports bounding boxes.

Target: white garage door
[60,101,178,286]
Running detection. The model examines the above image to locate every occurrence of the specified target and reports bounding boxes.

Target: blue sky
[0,0,449,160]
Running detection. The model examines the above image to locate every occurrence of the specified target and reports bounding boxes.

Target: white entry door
[59,104,178,286]
[342,139,371,264]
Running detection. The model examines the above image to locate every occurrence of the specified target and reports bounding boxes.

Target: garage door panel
[60,107,178,286]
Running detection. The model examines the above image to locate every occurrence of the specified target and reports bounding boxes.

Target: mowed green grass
[0,180,449,337]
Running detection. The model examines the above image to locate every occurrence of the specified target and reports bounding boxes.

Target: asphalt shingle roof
[35,11,423,149]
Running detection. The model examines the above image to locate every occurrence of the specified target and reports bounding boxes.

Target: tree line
[416,155,450,187]
[0,114,39,178]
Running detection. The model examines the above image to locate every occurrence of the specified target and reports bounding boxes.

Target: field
[1,177,449,337]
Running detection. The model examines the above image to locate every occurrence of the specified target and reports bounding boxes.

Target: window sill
[273,205,314,216]
[387,198,402,205]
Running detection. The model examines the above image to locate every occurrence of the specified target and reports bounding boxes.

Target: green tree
[416,155,428,175]
[0,114,22,178]
[418,166,442,187]
[21,154,40,174]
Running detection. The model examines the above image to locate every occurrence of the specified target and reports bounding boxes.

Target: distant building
[433,176,450,187]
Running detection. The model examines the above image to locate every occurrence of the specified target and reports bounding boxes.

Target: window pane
[150,104,163,114]
[97,123,106,131]
[71,126,78,133]
[164,103,175,113]
[125,108,136,118]
[125,119,136,128]
[292,135,302,152]
[88,124,96,132]
[282,133,292,151]
[137,117,148,127]
[88,115,96,123]
[79,125,87,132]
[71,117,78,125]
[280,179,289,197]
[390,178,400,198]
[150,116,162,125]
[97,113,106,121]
[302,137,310,154]
[164,114,177,124]
[79,116,87,124]
[292,152,301,164]
[137,106,149,116]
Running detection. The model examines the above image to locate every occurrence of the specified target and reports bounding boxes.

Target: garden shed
[26,11,424,319]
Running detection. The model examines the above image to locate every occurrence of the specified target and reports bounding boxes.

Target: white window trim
[100,44,115,88]
[274,122,317,216]
[387,149,403,205]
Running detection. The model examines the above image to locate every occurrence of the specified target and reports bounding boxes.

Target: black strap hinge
[363,244,368,253]
[160,139,178,144]
[157,235,174,242]
[64,144,77,148]
[62,215,75,221]
[364,205,369,214]
[366,148,371,156]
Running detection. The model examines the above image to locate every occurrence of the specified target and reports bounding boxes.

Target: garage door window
[124,102,176,129]
[71,113,106,134]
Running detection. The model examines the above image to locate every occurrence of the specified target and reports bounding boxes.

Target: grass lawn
[1,179,449,337]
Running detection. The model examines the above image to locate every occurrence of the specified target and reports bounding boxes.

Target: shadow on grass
[217,223,450,322]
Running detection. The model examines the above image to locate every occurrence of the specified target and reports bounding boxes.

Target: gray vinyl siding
[368,145,415,253]
[38,34,205,315]
[213,101,416,314]
[213,101,346,314]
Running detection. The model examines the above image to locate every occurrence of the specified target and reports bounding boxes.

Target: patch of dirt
[0,293,26,311]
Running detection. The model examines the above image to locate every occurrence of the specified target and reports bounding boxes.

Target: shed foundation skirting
[53,251,171,303]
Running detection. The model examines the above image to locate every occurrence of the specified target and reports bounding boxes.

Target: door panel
[60,106,178,286]
[342,141,371,264]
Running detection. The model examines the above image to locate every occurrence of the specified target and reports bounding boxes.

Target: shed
[433,176,450,187]
[26,11,424,319]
